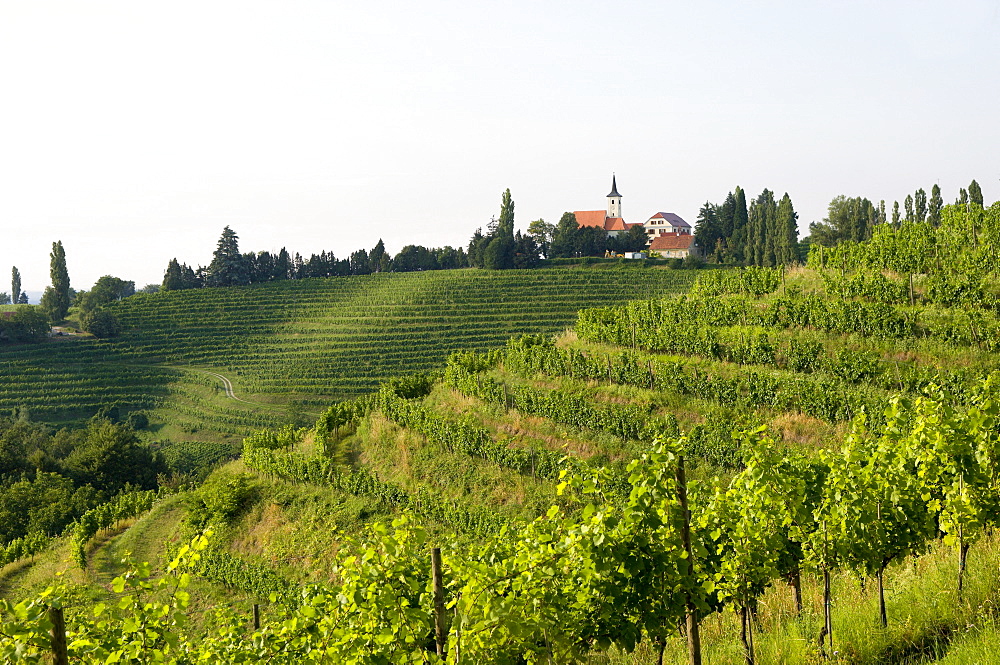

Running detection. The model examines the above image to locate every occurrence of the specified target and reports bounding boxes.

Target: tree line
[805,178,985,246]
[162,227,471,290]
[693,187,800,266]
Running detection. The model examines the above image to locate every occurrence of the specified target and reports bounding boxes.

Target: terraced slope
[0,266,697,432]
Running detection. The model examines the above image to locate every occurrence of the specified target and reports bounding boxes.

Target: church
[573,176,699,257]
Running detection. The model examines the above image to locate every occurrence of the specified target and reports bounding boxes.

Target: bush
[83,308,121,338]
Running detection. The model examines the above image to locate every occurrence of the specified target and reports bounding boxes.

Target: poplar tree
[904,195,914,223]
[892,201,901,227]
[43,241,70,321]
[914,189,928,224]
[11,267,21,306]
[928,184,943,226]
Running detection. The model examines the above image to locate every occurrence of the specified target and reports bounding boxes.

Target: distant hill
[0,265,698,436]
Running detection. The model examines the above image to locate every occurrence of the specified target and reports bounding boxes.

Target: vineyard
[0,266,697,439]
[4,209,1000,663]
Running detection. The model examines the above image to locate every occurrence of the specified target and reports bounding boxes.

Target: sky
[1,0,998,296]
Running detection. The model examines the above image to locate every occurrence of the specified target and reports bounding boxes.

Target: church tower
[607,174,622,218]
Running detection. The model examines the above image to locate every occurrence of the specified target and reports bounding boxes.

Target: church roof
[574,210,611,229]
[607,175,621,198]
[574,211,628,232]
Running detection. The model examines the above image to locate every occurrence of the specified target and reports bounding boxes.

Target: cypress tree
[776,193,799,265]
[969,179,983,207]
[730,187,749,263]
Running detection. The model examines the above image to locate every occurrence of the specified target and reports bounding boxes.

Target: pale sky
[2,0,998,295]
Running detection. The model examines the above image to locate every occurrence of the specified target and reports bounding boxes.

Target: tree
[78,276,135,317]
[61,418,165,493]
[207,227,249,287]
[549,213,579,258]
[776,193,799,265]
[608,224,648,254]
[527,219,555,258]
[512,231,540,268]
[274,247,292,280]
[482,236,515,270]
[391,245,437,272]
[46,241,70,321]
[162,259,200,291]
[370,239,389,273]
[969,179,983,207]
[693,203,721,261]
[82,308,121,338]
[904,194,914,223]
[914,188,927,224]
[929,184,943,226]
[11,267,21,306]
[892,201,901,227]
[481,189,517,269]
[16,293,28,305]
[0,293,9,305]
[349,249,372,275]
[0,307,49,343]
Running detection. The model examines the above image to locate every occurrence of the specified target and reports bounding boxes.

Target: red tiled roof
[574,211,630,231]
[649,233,695,251]
[574,210,610,229]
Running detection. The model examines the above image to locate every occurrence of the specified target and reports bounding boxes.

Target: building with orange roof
[648,232,701,258]
[573,175,644,237]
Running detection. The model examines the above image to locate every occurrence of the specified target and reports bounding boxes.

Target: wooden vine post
[675,456,702,665]
[253,603,260,631]
[48,606,68,665]
[431,547,447,658]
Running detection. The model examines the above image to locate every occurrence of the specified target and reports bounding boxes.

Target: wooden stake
[49,607,68,665]
[432,547,447,658]
[676,456,702,665]
[253,603,260,631]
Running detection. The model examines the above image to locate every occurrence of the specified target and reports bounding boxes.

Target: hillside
[0,265,697,440]
[4,208,1000,663]
[3,252,1000,662]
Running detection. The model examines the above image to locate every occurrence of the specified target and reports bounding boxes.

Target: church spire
[607,174,621,198]
[607,174,622,218]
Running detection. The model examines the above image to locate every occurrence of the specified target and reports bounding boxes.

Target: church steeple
[607,174,622,218]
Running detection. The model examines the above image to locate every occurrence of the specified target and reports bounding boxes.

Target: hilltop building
[572,176,698,257]
[573,176,642,237]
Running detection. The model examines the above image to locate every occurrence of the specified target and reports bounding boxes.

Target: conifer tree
[729,187,749,263]
[969,179,983,207]
[207,227,249,287]
[776,193,799,265]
